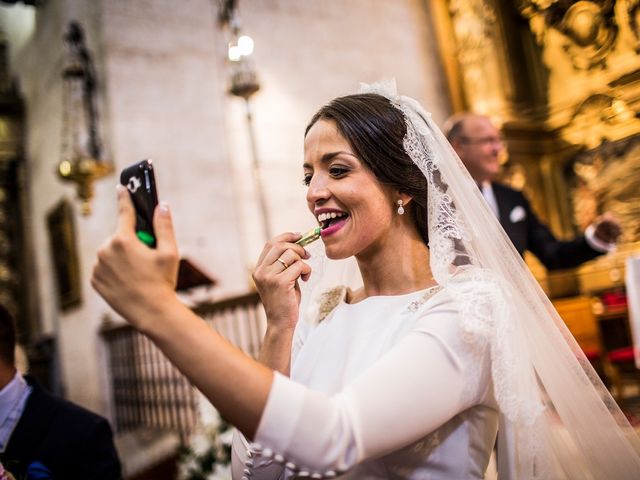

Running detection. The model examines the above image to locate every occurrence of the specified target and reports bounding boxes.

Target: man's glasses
[460,136,504,147]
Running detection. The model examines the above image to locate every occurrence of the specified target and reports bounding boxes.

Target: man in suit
[444,113,621,270]
[0,305,121,479]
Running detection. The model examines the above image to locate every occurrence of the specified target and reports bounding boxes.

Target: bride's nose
[306,175,331,205]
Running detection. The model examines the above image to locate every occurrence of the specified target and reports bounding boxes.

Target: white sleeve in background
[236,327,474,479]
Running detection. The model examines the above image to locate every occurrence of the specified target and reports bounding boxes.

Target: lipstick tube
[296,226,322,247]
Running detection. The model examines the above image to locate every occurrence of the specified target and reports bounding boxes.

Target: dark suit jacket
[492,182,602,270]
[1,376,121,479]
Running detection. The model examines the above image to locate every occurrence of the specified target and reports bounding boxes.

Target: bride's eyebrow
[303,151,358,169]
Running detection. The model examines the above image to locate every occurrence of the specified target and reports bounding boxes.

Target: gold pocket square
[510,206,526,223]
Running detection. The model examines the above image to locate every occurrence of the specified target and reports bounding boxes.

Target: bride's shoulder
[299,285,349,326]
[420,269,508,344]
[408,287,459,333]
[416,285,456,313]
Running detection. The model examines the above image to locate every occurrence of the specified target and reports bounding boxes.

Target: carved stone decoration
[564,93,638,148]
[447,0,509,113]
[563,91,640,243]
[567,135,640,243]
[520,0,618,70]
[628,0,640,51]
[448,0,497,68]
[562,1,618,68]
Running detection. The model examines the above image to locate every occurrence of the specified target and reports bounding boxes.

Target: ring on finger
[276,258,289,269]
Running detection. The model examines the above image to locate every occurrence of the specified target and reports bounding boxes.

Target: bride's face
[303,120,397,260]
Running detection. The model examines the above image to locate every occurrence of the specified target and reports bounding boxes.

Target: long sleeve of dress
[231,293,492,479]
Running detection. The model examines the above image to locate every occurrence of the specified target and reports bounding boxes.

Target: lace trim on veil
[360,79,545,425]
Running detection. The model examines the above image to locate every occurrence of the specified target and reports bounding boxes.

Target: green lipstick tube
[296,226,322,247]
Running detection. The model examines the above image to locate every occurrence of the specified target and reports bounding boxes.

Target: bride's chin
[324,246,351,261]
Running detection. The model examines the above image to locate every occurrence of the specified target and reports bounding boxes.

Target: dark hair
[0,304,16,367]
[443,113,467,142]
[305,93,429,245]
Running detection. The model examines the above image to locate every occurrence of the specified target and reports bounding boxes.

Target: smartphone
[120,159,159,248]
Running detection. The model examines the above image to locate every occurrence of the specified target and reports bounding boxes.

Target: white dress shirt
[479,181,499,218]
[0,371,32,453]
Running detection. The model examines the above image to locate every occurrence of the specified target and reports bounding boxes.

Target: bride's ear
[397,192,413,206]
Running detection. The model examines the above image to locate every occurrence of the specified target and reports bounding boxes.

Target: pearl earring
[397,199,405,215]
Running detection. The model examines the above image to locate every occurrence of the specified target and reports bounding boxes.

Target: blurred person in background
[445,112,621,270]
[0,304,121,479]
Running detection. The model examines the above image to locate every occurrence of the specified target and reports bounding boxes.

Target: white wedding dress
[231,285,498,479]
[229,82,640,478]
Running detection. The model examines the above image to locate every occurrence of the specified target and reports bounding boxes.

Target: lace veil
[299,80,640,479]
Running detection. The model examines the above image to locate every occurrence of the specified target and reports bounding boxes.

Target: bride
[92,82,640,479]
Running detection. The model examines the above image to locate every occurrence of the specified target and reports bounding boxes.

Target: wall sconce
[228,32,259,99]
[219,0,259,99]
[220,1,272,241]
[57,21,113,215]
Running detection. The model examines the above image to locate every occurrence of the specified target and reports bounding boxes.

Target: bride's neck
[354,237,434,301]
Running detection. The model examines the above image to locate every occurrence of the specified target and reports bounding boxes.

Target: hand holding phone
[120,159,159,247]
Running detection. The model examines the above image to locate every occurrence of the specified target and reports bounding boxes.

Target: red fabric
[583,349,601,361]
[608,347,635,363]
[600,290,627,309]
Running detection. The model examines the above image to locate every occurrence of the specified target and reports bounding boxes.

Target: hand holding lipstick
[253,231,313,322]
[252,229,319,374]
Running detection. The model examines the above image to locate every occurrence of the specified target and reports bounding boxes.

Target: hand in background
[92,185,180,331]
[592,212,622,245]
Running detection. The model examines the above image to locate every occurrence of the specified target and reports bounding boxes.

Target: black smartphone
[120,159,159,248]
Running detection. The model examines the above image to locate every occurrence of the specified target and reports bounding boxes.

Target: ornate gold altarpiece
[430,0,640,298]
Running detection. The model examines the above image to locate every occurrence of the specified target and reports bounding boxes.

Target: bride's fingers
[253,250,310,289]
[272,250,300,273]
[256,232,302,265]
[279,258,311,282]
[114,185,137,239]
[261,242,309,271]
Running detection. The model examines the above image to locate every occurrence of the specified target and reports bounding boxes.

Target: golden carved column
[432,0,512,116]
